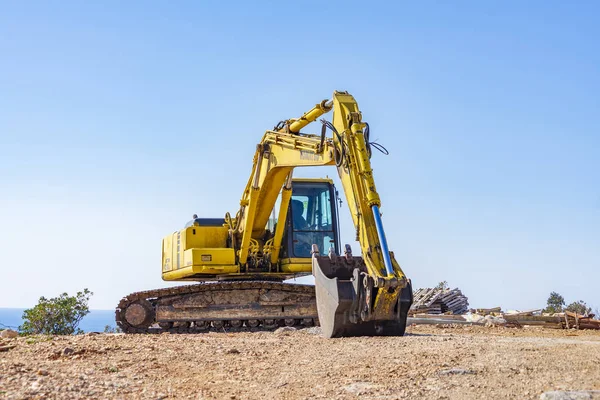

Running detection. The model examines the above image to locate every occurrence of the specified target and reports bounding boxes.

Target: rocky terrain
[1,325,600,399]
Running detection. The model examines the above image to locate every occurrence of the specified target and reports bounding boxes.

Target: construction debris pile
[408,307,600,331]
[478,309,600,330]
[405,286,600,331]
[410,287,469,315]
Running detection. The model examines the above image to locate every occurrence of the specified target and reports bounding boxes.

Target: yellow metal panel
[175,231,182,270]
[163,226,229,274]
[270,184,292,265]
[161,232,180,272]
[162,235,173,272]
[280,258,312,273]
[162,248,238,281]
[183,226,228,250]
[162,266,196,281]
[184,248,236,267]
[192,265,239,275]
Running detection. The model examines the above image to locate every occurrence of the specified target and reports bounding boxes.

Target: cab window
[290,184,335,257]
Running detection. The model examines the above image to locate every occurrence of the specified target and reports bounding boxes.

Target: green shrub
[19,289,92,335]
[544,291,565,314]
[103,325,122,333]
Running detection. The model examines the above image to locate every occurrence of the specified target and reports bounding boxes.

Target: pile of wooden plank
[410,287,469,315]
[503,311,563,329]
[501,310,600,330]
[561,311,600,330]
[407,309,600,330]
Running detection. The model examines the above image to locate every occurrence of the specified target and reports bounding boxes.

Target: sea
[0,308,117,333]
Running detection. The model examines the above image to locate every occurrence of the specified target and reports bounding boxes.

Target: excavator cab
[285,179,340,258]
[279,179,340,272]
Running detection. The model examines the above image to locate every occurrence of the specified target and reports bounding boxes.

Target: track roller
[229,320,243,328]
[247,319,260,328]
[212,320,225,329]
[194,321,210,331]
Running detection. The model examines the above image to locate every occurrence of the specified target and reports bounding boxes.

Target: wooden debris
[407,287,600,330]
[410,287,469,315]
[470,307,502,315]
[407,308,600,331]
[560,312,600,330]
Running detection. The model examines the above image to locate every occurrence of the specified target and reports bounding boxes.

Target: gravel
[1,325,599,399]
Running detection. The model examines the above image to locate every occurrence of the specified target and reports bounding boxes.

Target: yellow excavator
[116,91,413,337]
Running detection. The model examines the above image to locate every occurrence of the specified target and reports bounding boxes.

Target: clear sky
[1,1,598,312]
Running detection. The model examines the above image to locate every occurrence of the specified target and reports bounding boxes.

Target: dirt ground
[1,324,600,399]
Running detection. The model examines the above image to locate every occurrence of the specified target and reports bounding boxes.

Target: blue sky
[1,2,598,312]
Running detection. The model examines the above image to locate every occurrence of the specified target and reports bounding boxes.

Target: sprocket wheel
[123,299,155,329]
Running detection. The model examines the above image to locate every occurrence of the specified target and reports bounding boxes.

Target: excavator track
[115,281,318,334]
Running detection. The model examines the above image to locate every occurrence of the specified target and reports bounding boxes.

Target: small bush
[19,289,92,335]
[103,325,122,333]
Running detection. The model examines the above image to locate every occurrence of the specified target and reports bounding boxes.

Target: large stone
[484,315,507,326]
[0,329,18,339]
[302,326,322,335]
[62,347,75,356]
[274,326,296,336]
[540,391,600,400]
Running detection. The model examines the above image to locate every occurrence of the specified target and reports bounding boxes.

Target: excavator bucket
[312,254,358,338]
[312,252,413,338]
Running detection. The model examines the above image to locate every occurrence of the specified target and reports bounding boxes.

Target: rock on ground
[1,329,18,339]
[541,391,600,400]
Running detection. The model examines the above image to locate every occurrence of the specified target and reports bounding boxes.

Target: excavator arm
[230,91,413,337]
[314,92,413,337]
[330,92,399,280]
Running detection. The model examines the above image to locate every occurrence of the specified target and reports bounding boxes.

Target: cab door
[282,180,340,262]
